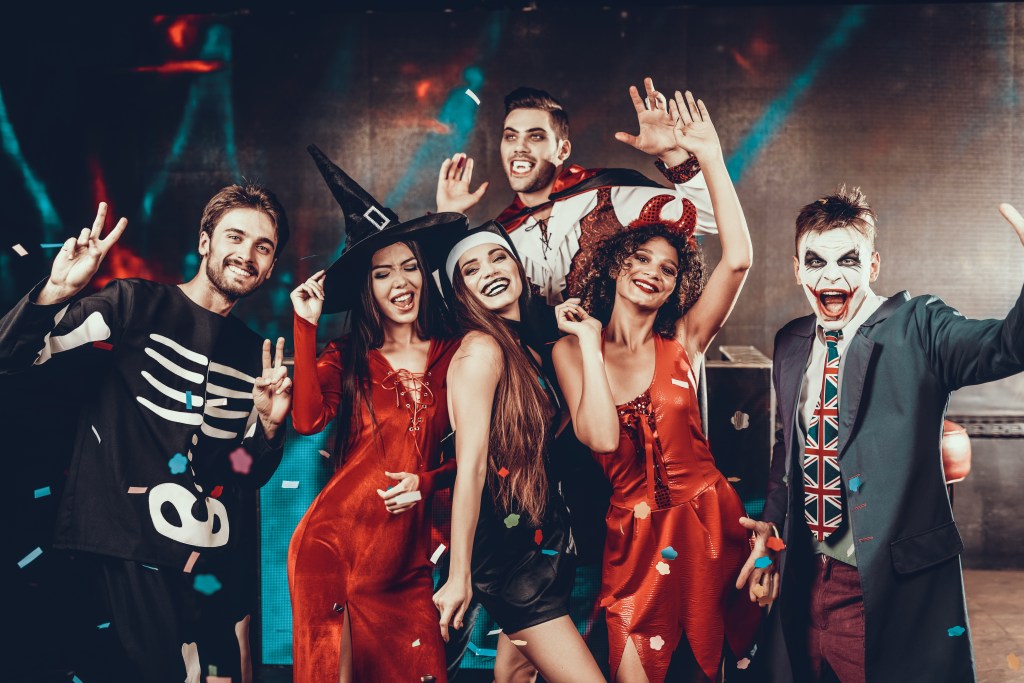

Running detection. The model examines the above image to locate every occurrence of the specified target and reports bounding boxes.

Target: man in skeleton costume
[0,185,292,682]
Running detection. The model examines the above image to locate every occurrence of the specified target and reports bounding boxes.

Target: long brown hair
[335,239,450,468]
[451,253,550,525]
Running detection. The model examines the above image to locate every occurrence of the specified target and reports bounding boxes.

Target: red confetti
[534,529,543,545]
[209,486,223,498]
[93,341,114,350]
[498,467,509,478]
[766,537,786,552]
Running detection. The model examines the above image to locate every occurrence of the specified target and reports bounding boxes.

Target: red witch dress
[288,314,458,682]
[595,334,759,682]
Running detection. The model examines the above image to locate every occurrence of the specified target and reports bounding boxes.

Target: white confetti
[487,627,502,635]
[465,88,481,105]
[430,543,447,565]
[846,544,855,557]
[392,490,423,505]
[510,639,527,646]
[656,561,671,575]
[12,243,28,256]
[671,378,689,389]
[650,635,665,651]
[411,639,421,647]
[92,425,101,443]
[282,480,300,489]
[206,397,228,407]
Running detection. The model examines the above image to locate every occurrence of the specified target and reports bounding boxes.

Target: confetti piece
[846,544,855,557]
[465,88,481,105]
[731,411,750,430]
[754,556,773,569]
[333,603,344,613]
[12,243,28,256]
[660,546,678,560]
[737,658,751,670]
[34,486,51,498]
[656,561,670,575]
[168,453,188,475]
[947,625,965,637]
[17,547,42,568]
[142,565,159,570]
[127,486,148,494]
[207,397,228,407]
[392,490,422,505]
[498,467,510,478]
[1009,653,1021,671]
[541,549,559,556]
[487,628,503,635]
[319,449,331,458]
[504,513,520,528]
[73,676,84,683]
[185,391,193,410]
[282,480,300,489]
[209,486,223,498]
[299,253,320,261]
[766,537,787,552]
[92,425,101,443]
[752,584,767,598]
[671,378,689,389]
[430,543,447,564]
[411,639,421,647]
[727,476,742,483]
[534,529,543,545]
[208,677,232,683]
[183,551,200,573]
[650,635,665,651]
[511,639,527,646]
[633,501,651,519]
[193,574,222,596]
[467,642,498,658]
[39,243,65,248]
[229,448,252,474]
[92,341,113,351]
[849,476,862,492]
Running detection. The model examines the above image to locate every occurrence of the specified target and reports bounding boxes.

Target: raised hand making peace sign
[253,336,292,438]
[37,202,128,306]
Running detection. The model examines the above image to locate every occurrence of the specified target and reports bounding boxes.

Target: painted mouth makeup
[811,286,855,318]
[481,278,510,298]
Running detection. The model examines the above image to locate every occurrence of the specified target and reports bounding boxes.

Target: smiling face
[457,243,523,319]
[613,236,680,311]
[199,208,278,300]
[793,226,880,330]
[500,108,570,203]
[369,242,423,325]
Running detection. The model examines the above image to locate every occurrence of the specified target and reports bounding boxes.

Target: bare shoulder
[451,331,503,378]
[552,334,582,363]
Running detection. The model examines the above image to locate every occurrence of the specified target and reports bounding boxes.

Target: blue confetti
[467,642,498,658]
[660,546,679,560]
[541,549,559,556]
[17,547,43,568]
[849,476,862,492]
[947,625,965,637]
[168,453,188,475]
[186,390,193,410]
[142,564,159,571]
[73,676,84,683]
[193,574,222,596]
[754,556,773,569]
[97,622,110,629]
[34,486,51,498]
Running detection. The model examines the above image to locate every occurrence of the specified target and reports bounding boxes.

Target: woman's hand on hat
[290,270,326,325]
[436,152,488,214]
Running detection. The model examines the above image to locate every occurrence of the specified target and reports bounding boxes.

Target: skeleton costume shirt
[0,278,284,571]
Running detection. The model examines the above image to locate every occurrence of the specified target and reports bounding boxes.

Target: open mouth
[509,159,535,177]
[481,278,510,298]
[813,287,853,318]
[633,278,658,294]
[390,291,415,311]
[226,263,256,278]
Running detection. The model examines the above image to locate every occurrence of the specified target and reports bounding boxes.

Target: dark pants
[808,556,866,683]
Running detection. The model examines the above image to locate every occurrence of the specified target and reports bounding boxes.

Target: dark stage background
[4,1,1023,677]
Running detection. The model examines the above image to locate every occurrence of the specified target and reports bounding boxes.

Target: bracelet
[655,156,702,184]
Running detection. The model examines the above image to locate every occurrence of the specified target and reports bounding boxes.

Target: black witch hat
[308,143,468,314]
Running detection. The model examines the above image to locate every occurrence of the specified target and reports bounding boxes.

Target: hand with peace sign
[37,202,128,306]
[254,337,292,439]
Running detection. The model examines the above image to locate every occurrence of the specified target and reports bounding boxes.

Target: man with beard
[0,185,292,682]
[737,188,1024,681]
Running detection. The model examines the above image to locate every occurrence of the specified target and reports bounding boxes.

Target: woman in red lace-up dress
[553,92,759,682]
[287,146,468,682]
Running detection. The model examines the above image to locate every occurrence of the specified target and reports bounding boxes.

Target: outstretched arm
[436,152,488,214]
[433,333,501,642]
[673,92,753,358]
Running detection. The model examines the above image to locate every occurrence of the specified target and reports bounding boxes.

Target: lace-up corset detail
[380,369,434,434]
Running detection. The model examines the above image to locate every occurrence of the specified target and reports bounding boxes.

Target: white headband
[445,232,514,282]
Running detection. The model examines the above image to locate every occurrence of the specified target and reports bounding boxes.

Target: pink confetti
[737,658,751,670]
[127,486,148,494]
[183,551,200,573]
[229,447,253,474]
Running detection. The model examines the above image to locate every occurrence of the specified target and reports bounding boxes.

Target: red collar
[496,164,602,231]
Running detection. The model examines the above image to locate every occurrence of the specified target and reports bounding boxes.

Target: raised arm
[551,299,620,453]
[671,92,753,358]
[432,332,502,642]
[436,152,488,214]
[289,271,344,434]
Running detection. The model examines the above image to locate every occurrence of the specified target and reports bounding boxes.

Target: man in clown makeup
[736,186,1024,682]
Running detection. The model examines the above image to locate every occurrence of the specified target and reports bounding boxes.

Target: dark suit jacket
[761,286,1024,682]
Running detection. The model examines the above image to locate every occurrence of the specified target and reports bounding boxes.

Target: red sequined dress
[595,334,759,682]
[288,314,458,682]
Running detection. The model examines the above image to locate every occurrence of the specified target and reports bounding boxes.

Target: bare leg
[505,615,604,683]
[338,607,353,683]
[235,615,252,683]
[494,633,538,683]
[615,637,650,683]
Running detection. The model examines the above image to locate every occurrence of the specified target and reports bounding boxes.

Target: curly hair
[577,224,707,337]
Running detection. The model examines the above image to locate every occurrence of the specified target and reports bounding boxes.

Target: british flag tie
[804,330,843,542]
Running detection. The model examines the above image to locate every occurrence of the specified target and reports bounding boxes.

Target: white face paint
[148,482,229,548]
[794,226,879,331]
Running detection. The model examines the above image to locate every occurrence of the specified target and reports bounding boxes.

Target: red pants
[808,556,866,683]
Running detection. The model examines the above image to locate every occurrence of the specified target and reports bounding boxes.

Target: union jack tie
[804,330,843,542]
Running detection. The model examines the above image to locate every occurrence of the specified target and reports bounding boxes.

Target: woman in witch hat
[427,222,606,682]
[287,145,466,682]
